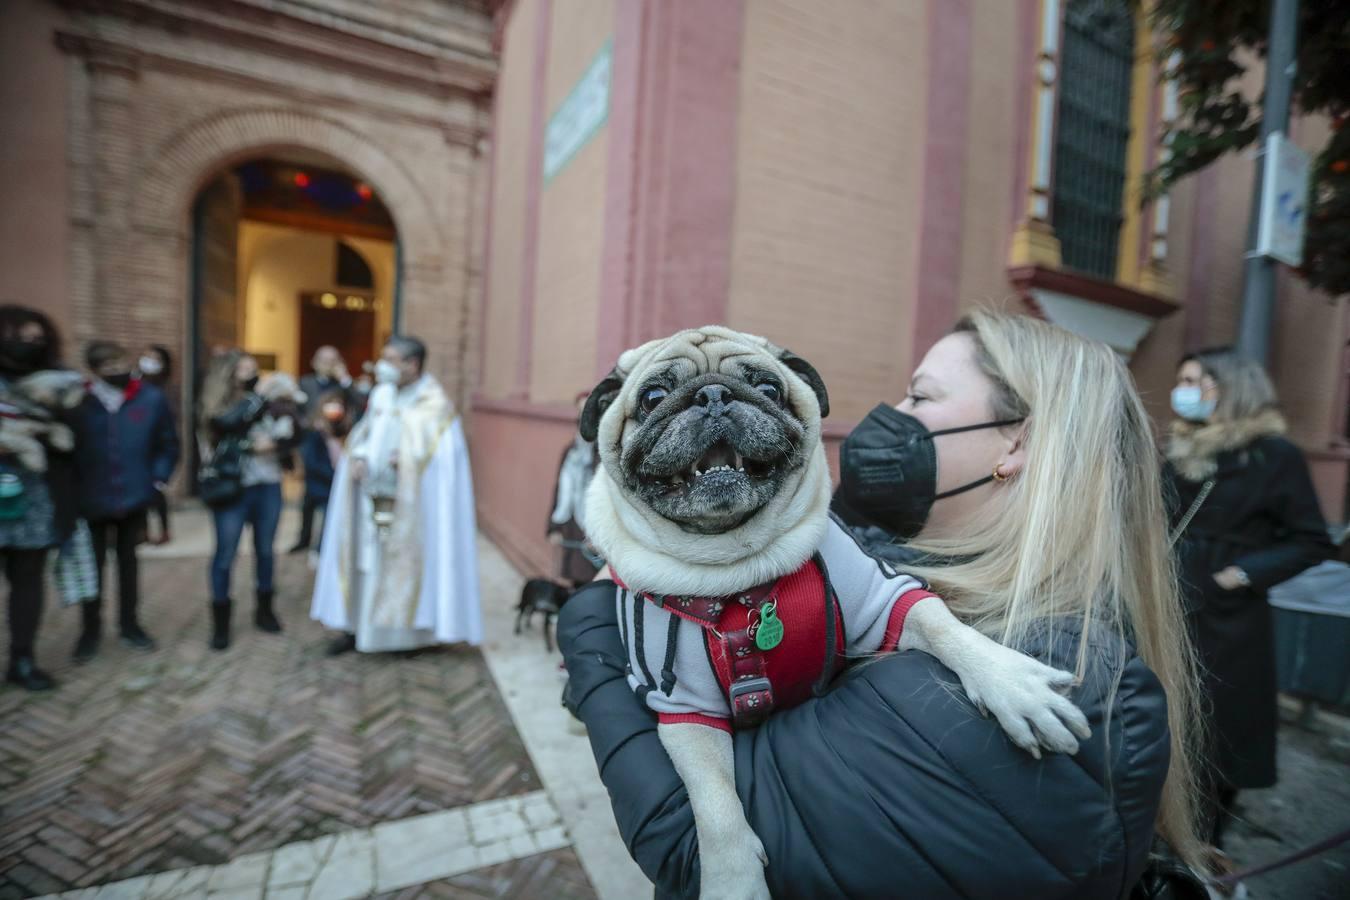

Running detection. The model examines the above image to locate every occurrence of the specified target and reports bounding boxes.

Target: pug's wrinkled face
[581,329,829,536]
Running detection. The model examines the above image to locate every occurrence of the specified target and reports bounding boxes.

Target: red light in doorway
[293,172,310,188]
[356,183,373,201]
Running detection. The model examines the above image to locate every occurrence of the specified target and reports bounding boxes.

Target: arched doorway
[189,155,400,386]
[92,108,467,487]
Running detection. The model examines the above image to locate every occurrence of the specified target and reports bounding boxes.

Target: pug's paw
[699,829,768,900]
[952,638,1092,759]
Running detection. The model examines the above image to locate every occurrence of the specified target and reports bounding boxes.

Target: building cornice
[55,0,497,97]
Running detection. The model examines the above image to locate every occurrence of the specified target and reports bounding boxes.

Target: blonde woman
[197,350,296,650]
[1165,348,1331,849]
[559,312,1204,898]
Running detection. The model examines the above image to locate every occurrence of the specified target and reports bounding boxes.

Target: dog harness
[612,516,937,731]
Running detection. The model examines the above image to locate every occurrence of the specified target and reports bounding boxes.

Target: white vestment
[310,375,482,651]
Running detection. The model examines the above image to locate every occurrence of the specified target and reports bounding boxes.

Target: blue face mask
[1171,385,1216,422]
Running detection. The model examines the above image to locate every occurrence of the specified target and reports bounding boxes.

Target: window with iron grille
[1053,0,1135,280]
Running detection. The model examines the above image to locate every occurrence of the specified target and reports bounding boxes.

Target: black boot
[120,622,156,651]
[73,602,102,663]
[210,600,232,651]
[120,597,156,651]
[6,657,55,691]
[254,591,283,633]
[326,633,357,656]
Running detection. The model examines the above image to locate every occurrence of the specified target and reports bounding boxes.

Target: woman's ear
[997,426,1028,480]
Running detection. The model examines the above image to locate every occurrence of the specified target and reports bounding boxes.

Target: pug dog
[580,326,1091,900]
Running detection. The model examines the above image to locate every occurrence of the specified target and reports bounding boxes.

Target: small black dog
[515,578,572,652]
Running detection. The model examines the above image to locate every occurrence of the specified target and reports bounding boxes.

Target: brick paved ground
[0,546,555,898]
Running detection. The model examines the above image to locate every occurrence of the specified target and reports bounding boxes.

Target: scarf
[1165,408,1287,482]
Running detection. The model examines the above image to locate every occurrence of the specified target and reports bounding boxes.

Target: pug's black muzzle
[619,374,807,533]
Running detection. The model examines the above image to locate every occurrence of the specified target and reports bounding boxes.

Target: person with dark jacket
[71,341,179,660]
[297,390,351,554]
[0,305,81,691]
[136,344,175,544]
[561,313,1207,898]
[198,351,297,650]
[1164,347,1332,849]
[291,345,355,554]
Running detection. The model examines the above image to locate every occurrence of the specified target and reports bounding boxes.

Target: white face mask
[1171,385,1216,422]
[138,355,163,376]
[374,359,402,386]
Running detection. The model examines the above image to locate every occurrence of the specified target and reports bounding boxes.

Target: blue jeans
[210,483,282,603]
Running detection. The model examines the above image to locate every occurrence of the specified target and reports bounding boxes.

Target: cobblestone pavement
[0,531,596,899]
[1222,704,1350,900]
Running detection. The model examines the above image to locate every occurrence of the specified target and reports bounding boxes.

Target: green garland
[1147,0,1350,295]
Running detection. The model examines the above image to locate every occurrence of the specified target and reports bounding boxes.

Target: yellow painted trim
[1009,0,1062,270]
[1009,220,1063,269]
[1116,9,1156,287]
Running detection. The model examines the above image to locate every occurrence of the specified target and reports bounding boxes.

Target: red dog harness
[615,554,935,729]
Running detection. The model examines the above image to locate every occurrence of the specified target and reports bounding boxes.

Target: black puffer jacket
[559,582,1172,899]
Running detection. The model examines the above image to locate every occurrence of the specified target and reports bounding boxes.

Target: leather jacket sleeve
[208,394,266,438]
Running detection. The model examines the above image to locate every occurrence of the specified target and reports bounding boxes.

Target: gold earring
[992,463,1010,482]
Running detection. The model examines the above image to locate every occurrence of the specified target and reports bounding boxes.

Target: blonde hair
[1183,346,1278,423]
[197,349,249,445]
[907,311,1205,869]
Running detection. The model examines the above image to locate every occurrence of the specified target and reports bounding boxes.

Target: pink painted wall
[472,1,1348,568]
[469,401,579,577]
[0,1,71,343]
[726,0,929,423]
[480,0,541,396]
[529,0,612,404]
[955,0,1021,312]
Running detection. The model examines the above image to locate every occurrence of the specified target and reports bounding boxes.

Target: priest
[311,336,482,654]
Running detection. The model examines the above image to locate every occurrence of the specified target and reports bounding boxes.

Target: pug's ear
[779,350,829,418]
[578,368,625,441]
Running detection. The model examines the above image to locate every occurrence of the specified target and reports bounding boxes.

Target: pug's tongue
[690,441,743,475]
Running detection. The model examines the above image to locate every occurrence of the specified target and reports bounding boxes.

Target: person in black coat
[1163,347,1332,847]
[136,344,176,544]
[561,313,1208,898]
[71,341,180,660]
[0,305,80,691]
[297,389,351,554]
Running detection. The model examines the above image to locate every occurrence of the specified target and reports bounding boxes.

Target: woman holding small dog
[0,305,80,691]
[198,351,297,650]
[560,312,1205,898]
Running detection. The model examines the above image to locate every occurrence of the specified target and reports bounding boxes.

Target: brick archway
[129,106,445,262]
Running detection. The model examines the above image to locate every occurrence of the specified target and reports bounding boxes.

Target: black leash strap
[1214,826,1350,888]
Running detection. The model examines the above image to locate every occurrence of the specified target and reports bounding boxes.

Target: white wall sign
[1256,132,1311,267]
[544,40,612,183]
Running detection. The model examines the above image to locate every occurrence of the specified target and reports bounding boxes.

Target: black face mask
[103,372,133,389]
[241,375,259,392]
[837,403,1024,540]
[0,339,48,372]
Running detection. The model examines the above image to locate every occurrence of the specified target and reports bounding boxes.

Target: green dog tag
[755,601,784,651]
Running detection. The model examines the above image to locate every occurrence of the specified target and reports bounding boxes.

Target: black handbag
[198,437,244,508]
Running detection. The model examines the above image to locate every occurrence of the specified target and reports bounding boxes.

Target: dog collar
[611,572,777,629]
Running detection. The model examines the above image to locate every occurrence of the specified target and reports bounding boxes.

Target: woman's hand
[1212,567,1249,591]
